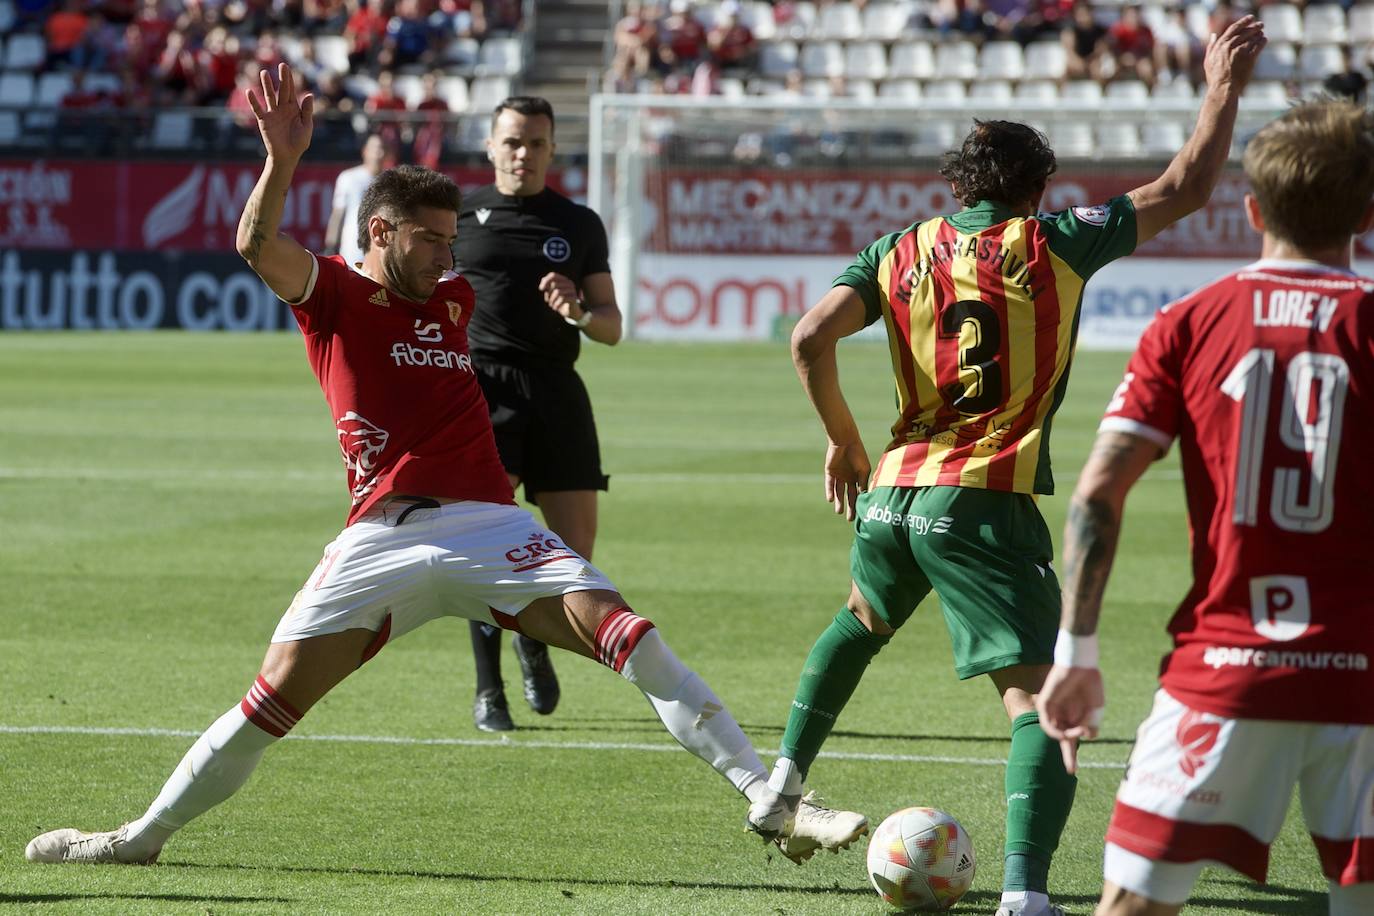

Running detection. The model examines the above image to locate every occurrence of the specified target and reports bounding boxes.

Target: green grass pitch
[0,334,1330,914]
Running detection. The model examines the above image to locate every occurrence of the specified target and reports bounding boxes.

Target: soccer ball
[866,807,975,912]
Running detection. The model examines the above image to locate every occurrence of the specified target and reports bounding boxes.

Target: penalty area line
[0,724,1127,770]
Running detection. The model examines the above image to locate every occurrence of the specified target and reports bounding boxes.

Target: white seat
[844,41,887,80]
[739,2,777,41]
[0,72,33,106]
[718,76,746,98]
[1051,121,1095,157]
[800,78,832,99]
[934,42,978,80]
[1349,5,1374,44]
[1151,80,1195,104]
[441,37,480,71]
[150,112,193,149]
[1141,120,1187,156]
[437,76,468,110]
[888,42,935,79]
[1302,4,1347,44]
[922,79,967,104]
[862,2,908,40]
[1298,43,1346,81]
[968,79,1013,105]
[1105,80,1150,105]
[476,37,522,76]
[747,77,786,96]
[799,41,845,77]
[4,33,44,70]
[1061,80,1103,105]
[813,2,862,39]
[468,76,511,113]
[1184,4,1210,42]
[848,77,877,100]
[343,73,379,99]
[878,78,922,101]
[777,0,816,39]
[1242,81,1289,109]
[1096,122,1142,156]
[85,72,121,94]
[1261,4,1303,43]
[34,71,72,107]
[392,74,425,108]
[911,119,958,154]
[978,41,1024,80]
[313,35,350,74]
[1023,41,1066,80]
[1014,80,1059,104]
[0,110,18,144]
[1254,42,1297,82]
[0,1,14,34]
[759,40,799,77]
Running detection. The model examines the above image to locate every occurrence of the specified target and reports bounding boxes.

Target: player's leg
[1095,877,1189,915]
[1295,721,1374,915]
[26,628,377,864]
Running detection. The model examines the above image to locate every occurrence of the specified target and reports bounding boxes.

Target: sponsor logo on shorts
[1201,645,1369,672]
[861,504,953,536]
[1130,769,1222,806]
[505,534,579,572]
[1175,710,1220,778]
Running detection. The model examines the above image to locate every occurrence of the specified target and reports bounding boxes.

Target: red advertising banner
[0,160,581,253]
[644,168,1374,259]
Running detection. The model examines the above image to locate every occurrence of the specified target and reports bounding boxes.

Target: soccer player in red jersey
[22,65,865,867]
[1039,99,1374,915]
[747,18,1264,916]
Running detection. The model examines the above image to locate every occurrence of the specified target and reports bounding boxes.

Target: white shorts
[271,501,615,652]
[1103,689,1374,903]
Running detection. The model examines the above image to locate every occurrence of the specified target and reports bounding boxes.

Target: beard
[381,247,436,303]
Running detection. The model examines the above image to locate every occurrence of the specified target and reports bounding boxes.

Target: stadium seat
[1023,41,1067,80]
[800,41,845,78]
[1298,44,1345,81]
[393,73,426,108]
[844,41,888,80]
[476,37,523,77]
[968,80,1014,105]
[878,78,922,101]
[1060,80,1103,106]
[888,42,935,79]
[1050,121,1095,157]
[1241,80,1290,109]
[739,2,777,41]
[718,76,746,98]
[150,112,194,149]
[923,79,967,104]
[3,33,44,71]
[759,40,800,77]
[1302,3,1347,44]
[0,0,16,34]
[1014,80,1059,104]
[441,37,481,72]
[1150,80,1195,105]
[911,119,958,155]
[1184,4,1211,43]
[0,110,18,145]
[1350,4,1374,44]
[813,2,862,39]
[1096,122,1142,156]
[1260,4,1303,43]
[313,36,350,74]
[846,78,877,100]
[1253,42,1297,82]
[343,73,379,100]
[978,42,1024,80]
[1105,80,1149,106]
[775,0,817,40]
[0,72,33,106]
[862,2,910,41]
[469,76,512,113]
[85,72,121,95]
[934,42,979,80]
[748,77,786,96]
[34,72,72,107]
[1141,120,1187,156]
[277,35,305,66]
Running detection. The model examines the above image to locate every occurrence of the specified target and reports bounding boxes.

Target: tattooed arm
[1037,431,1159,773]
[236,64,315,302]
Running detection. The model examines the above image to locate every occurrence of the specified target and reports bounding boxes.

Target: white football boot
[25,825,160,865]
[747,788,869,864]
[995,900,1067,916]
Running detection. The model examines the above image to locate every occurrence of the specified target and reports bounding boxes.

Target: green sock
[1002,711,1076,893]
[778,609,891,776]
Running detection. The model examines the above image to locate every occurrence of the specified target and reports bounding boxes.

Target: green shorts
[849,485,1060,679]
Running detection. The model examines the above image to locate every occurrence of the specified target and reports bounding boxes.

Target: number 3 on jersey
[1220,348,1351,533]
[937,299,1003,415]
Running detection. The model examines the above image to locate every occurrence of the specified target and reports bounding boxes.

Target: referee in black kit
[457,96,623,732]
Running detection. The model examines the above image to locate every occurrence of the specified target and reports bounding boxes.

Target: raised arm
[792,284,871,521]
[236,64,317,302]
[1127,15,1264,245]
[1036,430,1159,772]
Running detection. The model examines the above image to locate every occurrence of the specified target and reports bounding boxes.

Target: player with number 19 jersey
[839,197,1137,496]
[1102,261,1374,725]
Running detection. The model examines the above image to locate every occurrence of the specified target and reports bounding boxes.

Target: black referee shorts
[475,361,610,504]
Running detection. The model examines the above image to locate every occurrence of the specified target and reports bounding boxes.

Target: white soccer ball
[866,806,976,912]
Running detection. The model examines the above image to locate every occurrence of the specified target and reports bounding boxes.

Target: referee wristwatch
[565,303,593,329]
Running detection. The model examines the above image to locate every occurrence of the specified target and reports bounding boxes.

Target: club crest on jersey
[542,236,571,263]
[368,288,390,307]
[445,300,463,326]
[1071,204,1111,226]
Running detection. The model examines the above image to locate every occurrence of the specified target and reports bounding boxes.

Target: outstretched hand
[1036,664,1106,775]
[1204,14,1266,94]
[824,440,870,522]
[245,63,315,162]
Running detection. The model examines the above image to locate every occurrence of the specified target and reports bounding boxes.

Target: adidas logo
[956,853,972,872]
[368,289,389,307]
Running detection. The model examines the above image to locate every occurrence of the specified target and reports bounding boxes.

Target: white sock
[999,890,1050,913]
[767,757,804,796]
[619,628,768,802]
[123,683,294,858]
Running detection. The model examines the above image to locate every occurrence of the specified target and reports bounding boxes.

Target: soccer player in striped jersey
[1038,99,1374,916]
[746,17,1264,916]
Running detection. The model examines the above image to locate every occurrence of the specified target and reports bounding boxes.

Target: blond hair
[1242,100,1374,251]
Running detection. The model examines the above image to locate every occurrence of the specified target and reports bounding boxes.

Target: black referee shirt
[456,185,611,369]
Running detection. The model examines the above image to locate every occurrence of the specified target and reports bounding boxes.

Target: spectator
[604,53,640,93]
[345,0,390,69]
[133,0,174,59]
[614,1,661,77]
[656,0,707,73]
[225,61,260,130]
[302,0,348,34]
[253,31,286,73]
[690,57,721,96]
[1062,0,1109,81]
[411,70,450,169]
[1109,4,1156,85]
[382,0,436,70]
[152,30,199,105]
[59,69,113,109]
[197,26,243,104]
[1153,5,1203,86]
[366,68,408,153]
[1013,0,1072,44]
[707,3,758,72]
[471,0,521,38]
[314,69,359,113]
[1323,59,1368,105]
[45,0,92,71]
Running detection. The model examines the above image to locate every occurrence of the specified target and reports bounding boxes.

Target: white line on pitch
[0,724,1127,770]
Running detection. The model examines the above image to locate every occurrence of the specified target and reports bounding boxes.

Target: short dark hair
[491,95,555,134]
[356,165,462,254]
[939,120,1058,208]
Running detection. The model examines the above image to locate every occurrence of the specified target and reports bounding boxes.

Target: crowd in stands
[1,0,525,159]
[608,0,1374,102]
